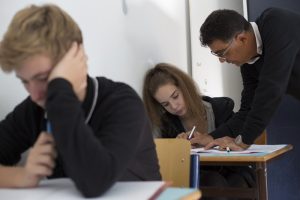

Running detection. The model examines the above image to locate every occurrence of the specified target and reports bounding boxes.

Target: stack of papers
[191,144,287,154]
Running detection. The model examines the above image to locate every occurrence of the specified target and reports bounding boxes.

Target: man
[197,8,300,150]
[0,4,161,197]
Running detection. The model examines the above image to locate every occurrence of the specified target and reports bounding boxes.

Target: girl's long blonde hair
[143,63,207,133]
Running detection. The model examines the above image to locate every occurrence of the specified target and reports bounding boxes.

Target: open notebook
[191,144,288,154]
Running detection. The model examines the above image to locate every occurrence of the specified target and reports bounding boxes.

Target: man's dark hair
[200,9,251,46]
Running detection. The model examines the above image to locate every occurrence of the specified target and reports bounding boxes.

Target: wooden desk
[198,144,292,200]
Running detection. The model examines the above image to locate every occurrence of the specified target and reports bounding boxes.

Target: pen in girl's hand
[188,126,196,140]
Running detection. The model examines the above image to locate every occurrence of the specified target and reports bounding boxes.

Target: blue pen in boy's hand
[46,120,52,133]
[45,112,52,134]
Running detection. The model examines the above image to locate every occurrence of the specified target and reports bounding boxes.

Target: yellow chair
[154,138,191,187]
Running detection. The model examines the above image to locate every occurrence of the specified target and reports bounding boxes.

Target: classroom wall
[0,0,189,119]
[0,0,247,119]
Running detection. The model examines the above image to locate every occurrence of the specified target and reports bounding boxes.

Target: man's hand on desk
[18,132,57,188]
[204,136,249,151]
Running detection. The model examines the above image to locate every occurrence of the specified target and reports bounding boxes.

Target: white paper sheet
[191,144,287,154]
[0,179,165,200]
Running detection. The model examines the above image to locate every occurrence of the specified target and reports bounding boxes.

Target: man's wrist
[234,135,242,145]
[204,134,214,144]
[235,135,249,149]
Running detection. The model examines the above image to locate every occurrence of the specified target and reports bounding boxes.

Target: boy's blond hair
[0,4,82,72]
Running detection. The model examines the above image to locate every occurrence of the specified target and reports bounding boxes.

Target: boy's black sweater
[0,76,161,197]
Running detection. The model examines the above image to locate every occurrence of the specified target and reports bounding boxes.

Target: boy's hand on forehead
[48,42,88,101]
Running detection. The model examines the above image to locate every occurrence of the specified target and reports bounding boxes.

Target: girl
[143,63,254,200]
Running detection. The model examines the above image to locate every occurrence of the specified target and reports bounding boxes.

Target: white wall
[0,0,189,119]
[189,0,246,111]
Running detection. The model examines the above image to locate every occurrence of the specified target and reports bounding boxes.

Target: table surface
[0,179,201,200]
[198,144,293,162]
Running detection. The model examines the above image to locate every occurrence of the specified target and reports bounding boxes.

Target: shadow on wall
[247,0,300,21]
[247,2,300,199]
[267,95,300,200]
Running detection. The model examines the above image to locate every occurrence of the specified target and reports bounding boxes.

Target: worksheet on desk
[0,179,166,200]
[191,144,287,154]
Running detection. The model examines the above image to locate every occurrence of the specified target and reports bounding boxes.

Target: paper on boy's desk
[191,144,287,154]
[0,179,167,200]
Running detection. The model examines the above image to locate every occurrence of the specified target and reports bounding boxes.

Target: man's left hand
[204,136,249,151]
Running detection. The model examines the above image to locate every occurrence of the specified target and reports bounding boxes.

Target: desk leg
[256,162,268,200]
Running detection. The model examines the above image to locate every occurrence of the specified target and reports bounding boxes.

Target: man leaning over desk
[0,4,161,198]
[190,8,300,151]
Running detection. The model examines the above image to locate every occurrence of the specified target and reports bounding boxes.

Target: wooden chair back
[154,138,191,187]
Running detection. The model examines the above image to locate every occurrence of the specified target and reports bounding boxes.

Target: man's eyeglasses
[211,38,235,58]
